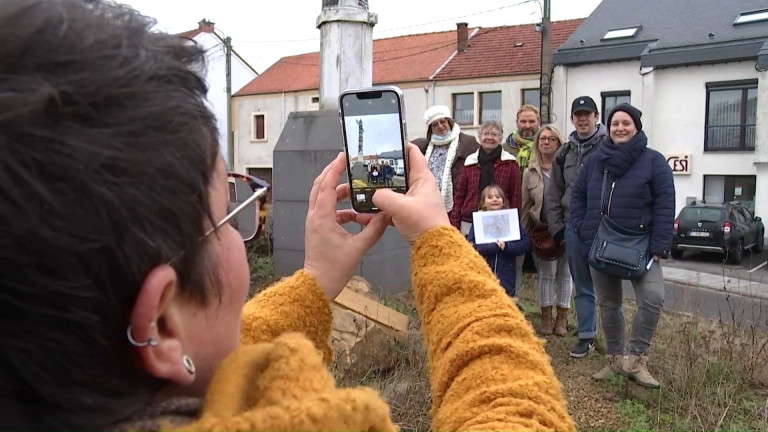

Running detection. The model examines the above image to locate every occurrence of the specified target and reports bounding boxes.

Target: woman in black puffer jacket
[570,103,675,389]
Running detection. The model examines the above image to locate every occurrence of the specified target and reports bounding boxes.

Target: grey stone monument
[272,0,410,294]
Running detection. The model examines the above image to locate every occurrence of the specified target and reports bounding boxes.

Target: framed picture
[471,208,521,244]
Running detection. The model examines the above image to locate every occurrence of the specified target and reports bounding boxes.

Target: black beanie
[607,103,643,131]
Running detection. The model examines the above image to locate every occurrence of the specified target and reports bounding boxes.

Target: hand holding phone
[339,86,409,213]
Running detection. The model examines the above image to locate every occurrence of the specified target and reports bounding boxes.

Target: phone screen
[339,87,408,213]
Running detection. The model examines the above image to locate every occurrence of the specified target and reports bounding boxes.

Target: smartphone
[339,86,409,213]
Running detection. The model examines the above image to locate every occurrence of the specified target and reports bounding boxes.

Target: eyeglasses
[204,185,269,238]
[538,136,559,143]
[480,131,501,138]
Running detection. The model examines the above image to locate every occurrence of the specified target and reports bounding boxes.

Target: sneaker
[570,338,595,358]
[592,354,627,380]
[625,354,661,389]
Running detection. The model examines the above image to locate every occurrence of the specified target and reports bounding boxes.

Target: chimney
[316,0,378,109]
[198,19,215,33]
[457,22,469,52]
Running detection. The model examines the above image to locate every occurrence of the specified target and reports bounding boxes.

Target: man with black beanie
[545,96,607,358]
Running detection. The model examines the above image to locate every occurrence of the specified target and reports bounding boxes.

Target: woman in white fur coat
[413,105,479,214]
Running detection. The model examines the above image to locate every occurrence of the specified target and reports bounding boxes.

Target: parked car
[671,201,764,264]
[394,166,404,176]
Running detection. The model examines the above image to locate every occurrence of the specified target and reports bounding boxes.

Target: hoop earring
[126,325,158,347]
[182,355,196,375]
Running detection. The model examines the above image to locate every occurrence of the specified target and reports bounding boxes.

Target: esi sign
[666,153,691,175]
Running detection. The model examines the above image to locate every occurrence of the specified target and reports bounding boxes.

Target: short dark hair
[0,0,221,429]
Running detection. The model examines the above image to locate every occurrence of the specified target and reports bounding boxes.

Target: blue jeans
[565,224,597,339]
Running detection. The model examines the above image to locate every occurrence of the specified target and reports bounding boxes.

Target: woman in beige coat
[521,125,573,335]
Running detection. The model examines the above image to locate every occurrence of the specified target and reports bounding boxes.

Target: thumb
[372,188,404,213]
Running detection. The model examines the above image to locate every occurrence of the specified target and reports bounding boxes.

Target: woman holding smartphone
[1,1,574,430]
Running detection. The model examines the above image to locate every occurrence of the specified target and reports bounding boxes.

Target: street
[619,244,768,331]
[666,247,768,281]
[622,278,768,331]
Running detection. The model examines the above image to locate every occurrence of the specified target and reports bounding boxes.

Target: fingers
[311,152,346,211]
[308,154,338,209]
[335,183,350,203]
[336,209,365,224]
[404,143,430,181]
[352,213,388,252]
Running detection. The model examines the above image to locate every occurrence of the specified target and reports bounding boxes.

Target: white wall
[652,62,763,217]
[557,59,767,220]
[233,76,540,173]
[423,76,540,140]
[553,61,643,135]
[233,90,319,173]
[195,33,258,167]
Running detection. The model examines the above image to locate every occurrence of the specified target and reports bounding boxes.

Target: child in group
[468,184,531,297]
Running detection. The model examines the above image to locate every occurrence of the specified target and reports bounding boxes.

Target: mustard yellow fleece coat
[176,226,575,431]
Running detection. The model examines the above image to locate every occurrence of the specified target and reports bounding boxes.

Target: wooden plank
[333,288,409,333]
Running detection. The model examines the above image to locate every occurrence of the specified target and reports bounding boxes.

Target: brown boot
[554,307,569,336]
[625,354,661,389]
[540,306,553,335]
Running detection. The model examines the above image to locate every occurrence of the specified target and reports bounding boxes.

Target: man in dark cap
[545,95,607,358]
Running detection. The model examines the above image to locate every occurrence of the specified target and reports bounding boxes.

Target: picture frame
[471,208,521,244]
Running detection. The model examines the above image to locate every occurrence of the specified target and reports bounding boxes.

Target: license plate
[690,231,710,237]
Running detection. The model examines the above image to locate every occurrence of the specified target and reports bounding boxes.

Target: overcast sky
[120,0,602,73]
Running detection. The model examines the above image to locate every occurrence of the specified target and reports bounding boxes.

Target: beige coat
[521,160,546,234]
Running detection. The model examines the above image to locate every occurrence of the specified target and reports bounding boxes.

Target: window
[310,96,320,104]
[734,9,768,25]
[601,91,631,124]
[452,93,474,125]
[251,113,266,141]
[522,88,540,110]
[704,175,756,212]
[602,26,640,40]
[705,80,757,151]
[480,91,501,123]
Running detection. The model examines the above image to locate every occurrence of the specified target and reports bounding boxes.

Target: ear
[129,264,195,386]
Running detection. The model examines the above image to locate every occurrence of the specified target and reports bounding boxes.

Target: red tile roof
[235,19,583,96]
[434,18,583,80]
[177,28,203,39]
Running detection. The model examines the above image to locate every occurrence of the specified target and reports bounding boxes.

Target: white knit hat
[423,105,452,126]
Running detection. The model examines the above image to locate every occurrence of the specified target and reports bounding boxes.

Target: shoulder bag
[587,170,651,279]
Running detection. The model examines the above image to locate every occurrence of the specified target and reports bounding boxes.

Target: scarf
[424,122,461,212]
[108,397,201,431]
[478,145,503,195]
[511,131,534,170]
[597,131,648,178]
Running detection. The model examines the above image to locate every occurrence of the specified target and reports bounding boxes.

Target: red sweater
[450,150,522,228]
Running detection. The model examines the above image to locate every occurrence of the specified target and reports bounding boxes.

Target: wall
[233,90,319,173]
[233,75,540,172]
[552,61,643,135]
[196,33,258,166]
[556,59,767,219]
[652,61,764,217]
[426,75,540,140]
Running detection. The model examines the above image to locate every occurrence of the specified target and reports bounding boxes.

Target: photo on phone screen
[339,86,408,213]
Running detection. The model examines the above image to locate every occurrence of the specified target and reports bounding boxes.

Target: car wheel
[755,232,765,253]
[670,248,684,259]
[727,239,744,265]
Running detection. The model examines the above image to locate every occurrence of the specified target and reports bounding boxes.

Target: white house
[551,0,768,220]
[178,20,258,167]
[231,19,583,191]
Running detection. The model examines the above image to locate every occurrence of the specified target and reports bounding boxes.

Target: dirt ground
[516,275,628,431]
[538,331,624,430]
